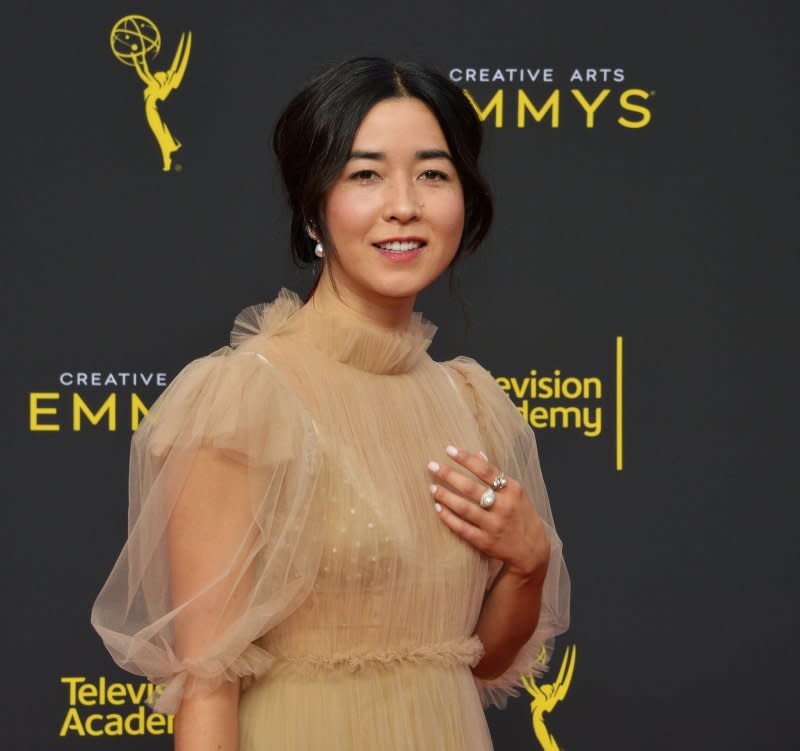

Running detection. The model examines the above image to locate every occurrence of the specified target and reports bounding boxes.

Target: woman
[91,56,570,750]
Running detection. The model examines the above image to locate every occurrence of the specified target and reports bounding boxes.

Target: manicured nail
[434,502,442,513]
[445,445,459,457]
[479,450,488,461]
[429,484,438,495]
[427,460,440,472]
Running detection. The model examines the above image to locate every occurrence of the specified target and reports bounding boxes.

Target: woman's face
[321,97,465,309]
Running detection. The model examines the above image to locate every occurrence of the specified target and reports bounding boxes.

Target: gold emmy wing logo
[110,15,192,171]
[522,644,576,751]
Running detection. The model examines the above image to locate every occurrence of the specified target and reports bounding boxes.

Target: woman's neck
[308,267,416,332]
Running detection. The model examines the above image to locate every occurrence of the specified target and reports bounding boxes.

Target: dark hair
[272,56,493,321]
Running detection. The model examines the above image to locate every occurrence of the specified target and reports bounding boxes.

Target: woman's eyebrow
[349,149,453,162]
[418,149,453,162]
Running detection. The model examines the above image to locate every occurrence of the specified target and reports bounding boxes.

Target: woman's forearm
[174,677,240,751]
[471,565,546,680]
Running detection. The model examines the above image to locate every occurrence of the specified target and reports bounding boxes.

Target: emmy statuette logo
[109,15,192,172]
[522,644,576,751]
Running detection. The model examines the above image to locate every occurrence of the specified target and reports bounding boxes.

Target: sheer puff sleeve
[444,356,571,710]
[90,344,325,715]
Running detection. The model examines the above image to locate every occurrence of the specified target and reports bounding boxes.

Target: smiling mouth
[372,241,427,252]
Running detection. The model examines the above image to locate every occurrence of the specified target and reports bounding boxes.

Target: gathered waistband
[267,635,485,676]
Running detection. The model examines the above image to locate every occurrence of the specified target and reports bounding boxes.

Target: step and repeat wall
[4,1,795,748]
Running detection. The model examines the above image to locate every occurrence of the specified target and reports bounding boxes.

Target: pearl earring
[306,221,324,258]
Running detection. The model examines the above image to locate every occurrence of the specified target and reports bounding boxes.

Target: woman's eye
[350,169,379,181]
[421,170,448,181]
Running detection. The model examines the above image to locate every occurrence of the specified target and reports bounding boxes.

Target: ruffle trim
[474,635,555,710]
[148,636,487,713]
[229,287,304,349]
[146,642,276,715]
[302,304,438,375]
[268,636,485,677]
[229,286,438,375]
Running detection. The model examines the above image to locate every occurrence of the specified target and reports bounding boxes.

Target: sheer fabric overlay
[91,287,570,749]
[444,357,571,709]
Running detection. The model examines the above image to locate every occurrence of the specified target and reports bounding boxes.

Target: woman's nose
[382,178,419,223]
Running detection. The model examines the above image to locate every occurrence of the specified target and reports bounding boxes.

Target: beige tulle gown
[91,287,570,750]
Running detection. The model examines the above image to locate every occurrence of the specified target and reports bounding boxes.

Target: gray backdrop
[2,0,797,748]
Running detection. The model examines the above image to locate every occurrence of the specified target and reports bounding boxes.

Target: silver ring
[479,488,496,509]
[491,472,508,491]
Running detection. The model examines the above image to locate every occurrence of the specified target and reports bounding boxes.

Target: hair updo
[272,56,493,307]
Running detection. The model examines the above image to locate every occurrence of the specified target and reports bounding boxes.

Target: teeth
[376,241,424,252]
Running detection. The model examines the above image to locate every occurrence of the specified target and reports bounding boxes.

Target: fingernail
[427,460,440,472]
[434,502,442,512]
[429,484,438,495]
[479,450,488,461]
[445,445,459,457]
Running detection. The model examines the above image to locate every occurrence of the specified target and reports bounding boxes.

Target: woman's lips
[373,244,426,263]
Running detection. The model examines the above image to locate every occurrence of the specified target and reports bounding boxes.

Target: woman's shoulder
[142,289,313,461]
[435,354,501,424]
[440,354,498,392]
[440,354,524,428]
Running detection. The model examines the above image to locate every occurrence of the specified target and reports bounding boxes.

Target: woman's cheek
[438,192,466,240]
[326,188,381,238]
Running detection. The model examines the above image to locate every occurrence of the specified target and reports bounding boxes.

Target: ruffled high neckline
[230,287,438,375]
